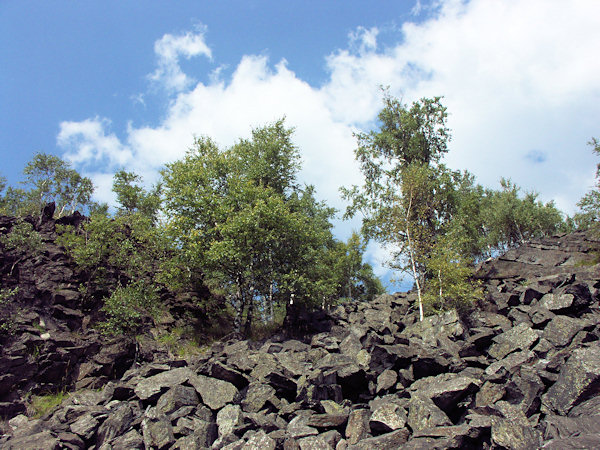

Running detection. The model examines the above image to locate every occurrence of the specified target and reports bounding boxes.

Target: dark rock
[368,402,407,433]
[542,345,600,415]
[487,322,539,360]
[491,417,541,450]
[407,395,452,432]
[156,384,199,415]
[345,409,371,445]
[188,373,238,410]
[346,428,409,449]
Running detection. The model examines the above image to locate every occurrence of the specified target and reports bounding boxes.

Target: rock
[408,372,480,414]
[407,395,452,432]
[542,315,589,347]
[369,402,407,432]
[543,345,600,415]
[346,428,410,449]
[491,417,541,450]
[96,403,134,446]
[288,415,319,439]
[189,373,239,410]
[242,382,276,413]
[156,385,199,415]
[243,430,277,450]
[69,411,102,440]
[487,322,539,360]
[111,429,144,449]
[134,367,194,401]
[345,409,371,445]
[2,430,60,450]
[217,404,244,438]
[141,408,175,450]
[306,412,348,428]
[375,369,397,394]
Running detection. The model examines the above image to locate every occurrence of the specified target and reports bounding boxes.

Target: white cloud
[57,0,600,286]
[149,28,212,92]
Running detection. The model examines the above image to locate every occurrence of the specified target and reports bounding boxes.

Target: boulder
[543,345,600,415]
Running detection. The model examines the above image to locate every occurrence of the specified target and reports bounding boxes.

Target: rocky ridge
[1,228,599,449]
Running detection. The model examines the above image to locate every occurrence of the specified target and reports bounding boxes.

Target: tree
[343,95,454,321]
[574,137,600,232]
[22,152,94,217]
[161,121,345,335]
[112,170,161,221]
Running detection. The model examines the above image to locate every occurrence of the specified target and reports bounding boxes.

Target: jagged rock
[346,428,410,449]
[217,404,244,437]
[491,417,541,449]
[487,322,539,360]
[543,345,600,415]
[542,315,589,347]
[369,402,407,432]
[156,384,199,415]
[141,407,175,450]
[345,409,371,444]
[134,367,194,400]
[96,403,135,446]
[242,382,277,412]
[2,430,61,450]
[188,373,239,410]
[407,395,452,432]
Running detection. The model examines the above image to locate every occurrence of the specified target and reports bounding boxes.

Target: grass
[28,391,68,418]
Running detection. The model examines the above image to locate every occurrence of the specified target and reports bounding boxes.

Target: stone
[141,409,175,450]
[217,404,244,438]
[407,395,452,432]
[2,430,60,450]
[487,322,539,360]
[189,373,239,410]
[243,430,277,450]
[542,315,588,347]
[69,412,101,440]
[543,345,600,415]
[287,415,319,439]
[96,403,134,447]
[134,367,194,400]
[156,385,199,415]
[408,372,480,413]
[369,402,407,432]
[376,369,397,393]
[491,417,541,450]
[346,428,410,449]
[241,382,276,412]
[306,412,348,428]
[345,409,371,445]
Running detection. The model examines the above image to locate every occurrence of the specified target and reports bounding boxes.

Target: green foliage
[0,220,44,275]
[98,280,160,336]
[344,92,567,319]
[574,137,600,233]
[0,287,19,335]
[162,119,379,335]
[423,239,482,314]
[0,220,43,253]
[28,391,68,418]
[112,170,162,221]
[22,152,94,217]
[58,211,169,290]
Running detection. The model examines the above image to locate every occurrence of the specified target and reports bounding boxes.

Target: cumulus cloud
[149,28,212,92]
[57,0,600,283]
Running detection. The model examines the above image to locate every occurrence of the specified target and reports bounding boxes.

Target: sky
[2,0,600,290]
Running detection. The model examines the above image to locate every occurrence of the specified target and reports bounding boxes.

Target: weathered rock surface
[0,223,599,449]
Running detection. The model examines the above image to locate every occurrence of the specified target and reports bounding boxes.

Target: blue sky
[2,0,600,290]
